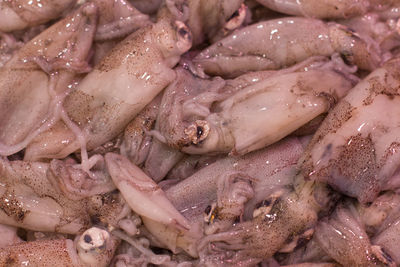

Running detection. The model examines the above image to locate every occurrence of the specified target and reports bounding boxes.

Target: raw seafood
[193,17,381,77]
[24,18,192,161]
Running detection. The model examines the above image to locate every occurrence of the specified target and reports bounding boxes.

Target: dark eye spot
[204,205,212,215]
[84,234,92,243]
[197,126,204,139]
[227,10,239,21]
[178,27,189,39]
[340,51,353,65]
[256,199,271,209]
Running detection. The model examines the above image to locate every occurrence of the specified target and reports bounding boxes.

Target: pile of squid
[2,0,400,266]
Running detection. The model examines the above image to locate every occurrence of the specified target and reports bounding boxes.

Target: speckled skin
[198,181,320,266]
[300,58,400,203]
[0,3,97,154]
[24,19,192,161]
[0,158,123,234]
[0,229,119,267]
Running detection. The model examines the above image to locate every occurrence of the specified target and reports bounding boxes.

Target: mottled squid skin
[0,0,77,32]
[300,58,400,203]
[193,17,381,77]
[198,180,321,266]
[0,157,123,234]
[0,227,119,267]
[24,19,192,161]
[0,3,97,155]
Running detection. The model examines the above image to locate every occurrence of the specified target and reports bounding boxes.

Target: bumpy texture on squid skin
[300,58,400,204]
[193,17,381,78]
[182,68,354,155]
[255,0,370,19]
[0,227,119,267]
[0,3,98,155]
[0,0,77,32]
[315,202,394,267]
[24,19,192,161]
[0,158,124,234]
[198,180,321,266]
[93,0,151,41]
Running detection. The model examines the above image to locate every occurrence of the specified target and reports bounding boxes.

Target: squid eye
[84,234,93,244]
[184,120,210,145]
[174,21,192,52]
[227,10,240,21]
[196,126,204,139]
[178,26,190,39]
[256,199,272,209]
[175,21,192,42]
[204,205,212,215]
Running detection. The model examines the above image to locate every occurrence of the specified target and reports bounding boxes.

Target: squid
[104,152,202,256]
[141,137,303,257]
[0,2,97,156]
[193,17,381,77]
[104,152,190,230]
[361,192,400,265]
[0,226,119,267]
[24,18,192,161]
[0,0,77,32]
[0,33,22,68]
[0,157,124,234]
[372,211,400,265]
[255,0,370,19]
[197,179,323,266]
[166,137,304,223]
[180,68,354,155]
[300,57,400,203]
[0,224,21,248]
[142,139,184,182]
[314,201,394,267]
